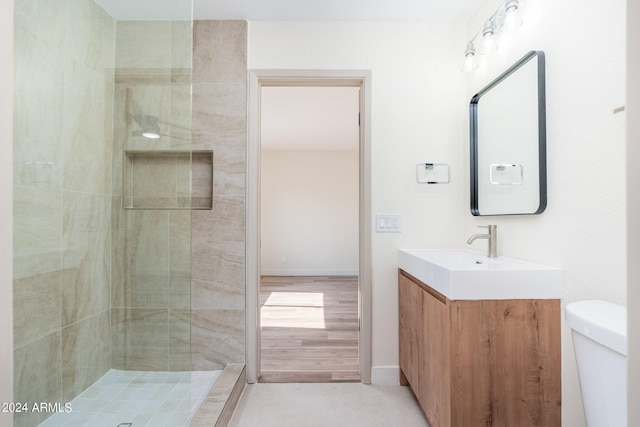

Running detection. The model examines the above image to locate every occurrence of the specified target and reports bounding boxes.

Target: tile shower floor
[38,369,221,427]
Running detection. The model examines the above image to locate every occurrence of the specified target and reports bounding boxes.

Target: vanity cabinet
[399,269,561,427]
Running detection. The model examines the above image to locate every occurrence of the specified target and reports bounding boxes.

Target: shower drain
[117,424,133,427]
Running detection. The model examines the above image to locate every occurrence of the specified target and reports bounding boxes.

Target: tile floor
[228,383,430,427]
[38,369,220,427]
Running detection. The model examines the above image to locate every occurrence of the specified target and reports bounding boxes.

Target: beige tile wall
[12,1,115,426]
[190,20,247,370]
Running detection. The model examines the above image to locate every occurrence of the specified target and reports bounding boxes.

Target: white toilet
[566,300,627,427]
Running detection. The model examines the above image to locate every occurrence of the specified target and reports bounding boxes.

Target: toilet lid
[565,300,626,356]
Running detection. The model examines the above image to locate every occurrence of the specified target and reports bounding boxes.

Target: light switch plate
[376,213,402,233]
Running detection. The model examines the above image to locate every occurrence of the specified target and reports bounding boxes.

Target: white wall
[0,0,13,425]
[627,1,640,425]
[250,2,627,423]
[261,150,359,276]
[249,21,470,378]
[466,0,626,425]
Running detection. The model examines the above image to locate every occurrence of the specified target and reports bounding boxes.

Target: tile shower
[13,0,246,425]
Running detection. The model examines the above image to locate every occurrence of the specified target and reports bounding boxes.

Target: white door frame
[246,69,372,384]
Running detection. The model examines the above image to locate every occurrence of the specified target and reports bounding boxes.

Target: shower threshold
[37,369,221,427]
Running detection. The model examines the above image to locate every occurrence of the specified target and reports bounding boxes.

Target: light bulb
[481,19,497,53]
[142,132,160,139]
[462,43,478,72]
[504,0,523,31]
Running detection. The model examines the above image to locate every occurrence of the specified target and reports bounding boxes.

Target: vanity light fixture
[463,0,525,72]
[463,42,479,72]
[481,19,497,53]
[504,0,523,31]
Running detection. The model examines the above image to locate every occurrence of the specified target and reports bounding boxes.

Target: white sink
[398,249,562,300]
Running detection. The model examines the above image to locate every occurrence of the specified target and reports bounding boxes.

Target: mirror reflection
[470,50,547,216]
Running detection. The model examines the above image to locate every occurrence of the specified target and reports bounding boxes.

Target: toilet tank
[566,300,627,427]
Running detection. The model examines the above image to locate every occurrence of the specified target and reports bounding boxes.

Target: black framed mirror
[470,50,546,216]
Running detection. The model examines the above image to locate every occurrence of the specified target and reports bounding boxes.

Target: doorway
[260,86,359,382]
[247,70,372,384]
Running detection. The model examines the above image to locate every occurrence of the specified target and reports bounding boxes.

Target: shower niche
[123,150,213,210]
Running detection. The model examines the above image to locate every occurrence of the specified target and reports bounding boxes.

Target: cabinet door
[420,285,450,427]
[450,300,561,427]
[398,272,422,395]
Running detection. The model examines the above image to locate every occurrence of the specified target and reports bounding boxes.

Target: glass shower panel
[108,11,204,427]
[110,17,195,373]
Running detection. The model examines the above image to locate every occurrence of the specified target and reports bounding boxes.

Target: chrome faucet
[467,225,498,258]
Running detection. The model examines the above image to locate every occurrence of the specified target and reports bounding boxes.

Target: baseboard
[260,268,359,276]
[370,366,400,385]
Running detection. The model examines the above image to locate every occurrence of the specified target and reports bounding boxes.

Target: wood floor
[260,276,360,383]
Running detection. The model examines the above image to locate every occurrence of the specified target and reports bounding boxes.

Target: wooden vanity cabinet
[398,269,561,427]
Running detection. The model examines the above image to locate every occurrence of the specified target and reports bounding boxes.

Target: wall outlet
[376,213,402,233]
